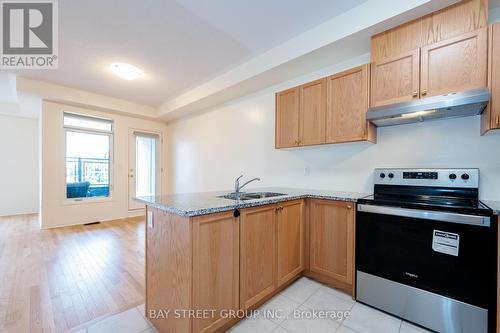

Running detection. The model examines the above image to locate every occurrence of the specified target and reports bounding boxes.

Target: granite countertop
[135,187,370,217]
[483,200,500,215]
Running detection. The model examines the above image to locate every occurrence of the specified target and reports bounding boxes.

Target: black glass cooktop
[358,185,493,216]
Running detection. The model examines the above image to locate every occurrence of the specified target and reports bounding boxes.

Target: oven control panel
[403,171,438,180]
[374,168,479,188]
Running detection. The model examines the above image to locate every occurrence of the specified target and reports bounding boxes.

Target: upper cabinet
[299,79,326,146]
[482,23,500,134]
[276,87,300,148]
[275,66,374,148]
[276,80,326,148]
[420,28,487,98]
[370,0,488,107]
[276,0,490,146]
[326,64,376,143]
[370,49,420,107]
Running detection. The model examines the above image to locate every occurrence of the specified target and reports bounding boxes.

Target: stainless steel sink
[219,192,286,201]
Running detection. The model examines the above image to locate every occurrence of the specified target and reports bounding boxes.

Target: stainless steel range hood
[366,88,490,127]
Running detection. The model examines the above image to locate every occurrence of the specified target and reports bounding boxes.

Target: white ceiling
[14,0,367,107]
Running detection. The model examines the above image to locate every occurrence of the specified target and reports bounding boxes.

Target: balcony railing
[66,157,110,198]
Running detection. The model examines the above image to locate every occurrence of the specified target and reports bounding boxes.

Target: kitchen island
[136,187,368,333]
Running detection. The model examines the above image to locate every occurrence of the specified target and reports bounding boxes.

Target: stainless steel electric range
[356,168,497,333]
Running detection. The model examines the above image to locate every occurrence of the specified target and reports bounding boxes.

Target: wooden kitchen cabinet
[370,49,420,107]
[275,66,375,148]
[370,0,487,61]
[420,28,487,98]
[146,207,192,333]
[277,200,305,287]
[371,28,487,107]
[370,0,488,107]
[498,221,500,333]
[482,23,500,134]
[326,64,376,143]
[146,208,240,333]
[275,87,300,148]
[299,78,326,146]
[192,211,239,333]
[240,204,278,309]
[146,198,347,333]
[308,200,355,295]
[240,200,305,309]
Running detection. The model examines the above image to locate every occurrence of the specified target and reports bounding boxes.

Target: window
[135,134,157,197]
[64,113,113,200]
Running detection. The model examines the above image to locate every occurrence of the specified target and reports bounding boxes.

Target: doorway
[129,130,161,211]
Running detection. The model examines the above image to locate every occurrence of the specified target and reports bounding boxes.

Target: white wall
[0,114,39,216]
[41,102,168,229]
[167,61,500,201]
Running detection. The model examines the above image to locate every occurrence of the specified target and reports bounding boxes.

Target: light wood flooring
[0,214,145,333]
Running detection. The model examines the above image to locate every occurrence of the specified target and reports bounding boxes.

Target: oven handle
[357,204,490,227]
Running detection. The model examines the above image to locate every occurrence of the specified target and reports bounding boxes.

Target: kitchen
[139,0,500,332]
[0,1,499,333]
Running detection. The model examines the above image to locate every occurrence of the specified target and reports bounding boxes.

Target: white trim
[127,127,163,211]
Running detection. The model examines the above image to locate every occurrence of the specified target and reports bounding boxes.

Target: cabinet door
[277,200,304,287]
[370,49,420,107]
[326,64,375,144]
[421,28,487,98]
[192,211,239,333]
[309,200,354,287]
[240,205,277,309]
[276,87,300,148]
[482,24,500,134]
[299,79,326,146]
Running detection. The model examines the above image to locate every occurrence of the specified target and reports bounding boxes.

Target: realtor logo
[1,0,58,69]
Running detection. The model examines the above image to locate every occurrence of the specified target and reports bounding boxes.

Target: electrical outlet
[304,166,311,176]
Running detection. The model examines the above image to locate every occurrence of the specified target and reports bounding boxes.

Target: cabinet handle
[347,205,353,210]
[421,90,427,96]
[412,91,418,98]
[496,116,499,125]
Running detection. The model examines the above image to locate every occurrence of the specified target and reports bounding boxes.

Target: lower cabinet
[308,200,355,295]
[240,200,305,309]
[277,200,305,287]
[240,204,278,309]
[192,211,239,333]
[145,198,352,333]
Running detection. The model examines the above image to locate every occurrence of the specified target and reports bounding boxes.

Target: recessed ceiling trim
[158,0,457,119]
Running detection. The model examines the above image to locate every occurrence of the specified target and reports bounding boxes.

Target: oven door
[356,204,496,333]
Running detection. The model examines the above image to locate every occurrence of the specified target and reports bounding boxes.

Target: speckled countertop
[483,200,500,215]
[135,187,370,217]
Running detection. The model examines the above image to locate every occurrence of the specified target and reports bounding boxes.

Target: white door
[129,130,160,211]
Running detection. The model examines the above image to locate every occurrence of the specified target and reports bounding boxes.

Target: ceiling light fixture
[110,63,144,80]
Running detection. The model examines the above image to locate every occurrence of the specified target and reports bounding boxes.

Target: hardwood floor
[0,214,145,333]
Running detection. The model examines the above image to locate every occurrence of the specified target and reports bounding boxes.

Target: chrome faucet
[234,175,261,194]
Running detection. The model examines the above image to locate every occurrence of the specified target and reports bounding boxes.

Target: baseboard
[0,211,39,218]
[42,214,145,229]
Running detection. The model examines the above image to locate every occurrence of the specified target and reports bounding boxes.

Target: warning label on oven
[432,230,459,256]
